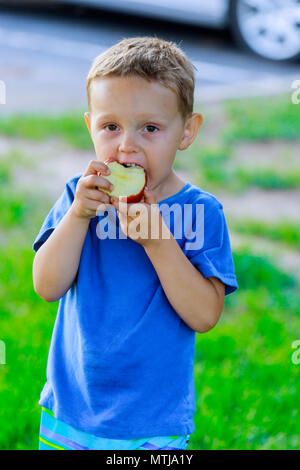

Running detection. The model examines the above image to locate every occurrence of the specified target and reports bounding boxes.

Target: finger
[82,159,111,178]
[96,202,111,212]
[110,197,120,210]
[83,174,114,192]
[111,198,137,214]
[85,188,111,204]
[82,198,107,215]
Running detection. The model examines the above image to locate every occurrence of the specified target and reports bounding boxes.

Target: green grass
[0,242,58,450]
[191,247,300,450]
[229,218,300,250]
[0,180,58,449]
[0,149,48,231]
[0,110,91,149]
[192,144,300,192]
[223,94,300,142]
[0,147,58,449]
[234,166,300,190]
[191,93,300,192]
[192,144,232,187]
[0,148,36,182]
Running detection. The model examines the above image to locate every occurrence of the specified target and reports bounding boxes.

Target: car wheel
[229,0,300,61]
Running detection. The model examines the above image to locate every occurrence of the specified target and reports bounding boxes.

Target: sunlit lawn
[0,93,299,450]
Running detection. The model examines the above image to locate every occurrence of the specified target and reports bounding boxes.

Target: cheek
[148,135,172,152]
[159,132,180,149]
[93,133,115,151]
[148,138,177,162]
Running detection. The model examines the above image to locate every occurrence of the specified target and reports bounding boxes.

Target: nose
[118,129,139,155]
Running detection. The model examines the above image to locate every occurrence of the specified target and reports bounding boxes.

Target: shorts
[38,407,190,450]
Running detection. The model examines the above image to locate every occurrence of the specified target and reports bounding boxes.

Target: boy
[33,37,238,450]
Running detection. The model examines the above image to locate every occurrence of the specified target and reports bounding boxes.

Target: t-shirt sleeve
[183,199,239,296]
[32,176,79,253]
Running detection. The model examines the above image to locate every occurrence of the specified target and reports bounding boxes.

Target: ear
[178,113,203,151]
[84,111,92,135]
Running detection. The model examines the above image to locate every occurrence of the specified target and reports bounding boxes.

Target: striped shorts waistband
[39,408,190,451]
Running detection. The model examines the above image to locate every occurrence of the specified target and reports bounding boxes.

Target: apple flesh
[100,160,147,203]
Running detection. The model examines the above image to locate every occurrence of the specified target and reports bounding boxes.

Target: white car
[53,0,300,61]
[8,0,300,61]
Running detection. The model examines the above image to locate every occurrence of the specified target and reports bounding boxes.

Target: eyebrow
[94,113,168,123]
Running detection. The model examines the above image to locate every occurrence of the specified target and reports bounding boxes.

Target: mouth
[121,163,143,169]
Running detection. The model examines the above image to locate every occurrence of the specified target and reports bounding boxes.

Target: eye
[144,125,159,133]
[105,124,118,131]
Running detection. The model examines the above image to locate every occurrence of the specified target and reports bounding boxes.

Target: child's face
[85,75,202,197]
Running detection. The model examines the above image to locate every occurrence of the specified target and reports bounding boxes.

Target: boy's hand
[71,160,114,219]
[110,186,171,249]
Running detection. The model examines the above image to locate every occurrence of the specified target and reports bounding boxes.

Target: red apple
[100,159,147,203]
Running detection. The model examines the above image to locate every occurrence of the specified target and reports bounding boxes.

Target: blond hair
[86,36,196,121]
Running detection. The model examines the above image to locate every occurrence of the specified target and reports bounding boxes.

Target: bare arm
[144,234,225,333]
[32,160,114,302]
[32,208,90,302]
[112,190,225,333]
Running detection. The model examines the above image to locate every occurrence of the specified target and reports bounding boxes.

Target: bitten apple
[100,159,147,203]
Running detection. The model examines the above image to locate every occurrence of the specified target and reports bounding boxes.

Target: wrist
[68,205,92,226]
[143,230,174,254]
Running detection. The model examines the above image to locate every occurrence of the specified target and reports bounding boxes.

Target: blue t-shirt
[33,175,239,439]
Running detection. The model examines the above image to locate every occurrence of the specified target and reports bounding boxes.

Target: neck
[151,170,186,203]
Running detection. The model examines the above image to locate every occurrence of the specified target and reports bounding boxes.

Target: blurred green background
[0,92,299,450]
